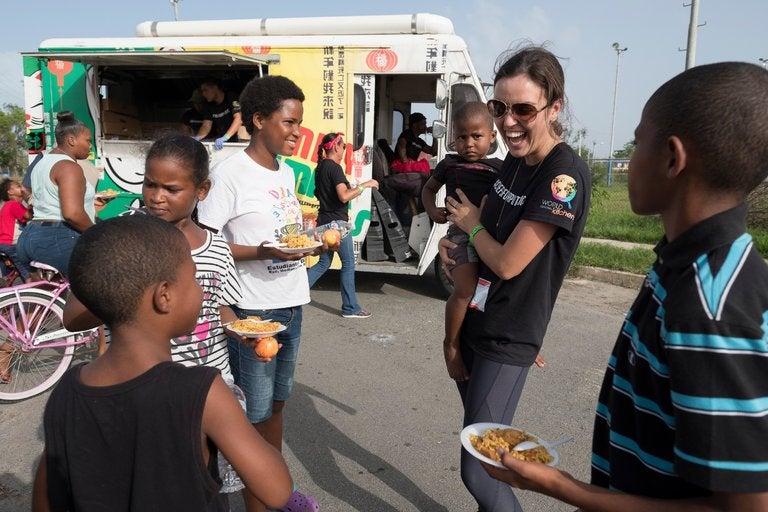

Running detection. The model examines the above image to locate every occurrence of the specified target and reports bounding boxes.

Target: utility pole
[170,0,181,21]
[607,43,627,186]
[685,0,700,69]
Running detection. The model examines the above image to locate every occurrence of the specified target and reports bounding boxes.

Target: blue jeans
[17,222,80,276]
[0,243,31,280]
[228,306,303,424]
[306,234,361,315]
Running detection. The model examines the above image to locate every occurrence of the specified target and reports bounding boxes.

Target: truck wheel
[434,256,454,299]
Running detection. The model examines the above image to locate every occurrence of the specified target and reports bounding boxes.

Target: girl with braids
[307,132,378,318]
[18,111,96,275]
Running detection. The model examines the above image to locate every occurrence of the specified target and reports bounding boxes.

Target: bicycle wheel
[0,289,75,401]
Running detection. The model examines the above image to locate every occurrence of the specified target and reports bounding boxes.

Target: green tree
[0,104,27,177]
[612,140,635,159]
[563,127,589,157]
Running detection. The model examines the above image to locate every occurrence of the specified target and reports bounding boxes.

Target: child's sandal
[0,371,11,384]
[279,489,319,512]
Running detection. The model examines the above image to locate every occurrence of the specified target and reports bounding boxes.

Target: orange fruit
[323,228,341,248]
[254,336,279,358]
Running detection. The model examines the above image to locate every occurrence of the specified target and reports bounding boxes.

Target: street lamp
[607,42,627,186]
[170,0,181,21]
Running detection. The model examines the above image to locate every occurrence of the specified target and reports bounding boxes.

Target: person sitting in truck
[392,112,436,174]
[193,78,242,150]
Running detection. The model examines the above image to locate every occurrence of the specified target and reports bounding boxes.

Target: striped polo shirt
[591,204,768,497]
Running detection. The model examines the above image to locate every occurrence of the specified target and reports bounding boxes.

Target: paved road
[0,270,637,512]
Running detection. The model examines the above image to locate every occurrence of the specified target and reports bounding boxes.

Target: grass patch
[751,231,768,256]
[582,182,768,259]
[572,242,655,276]
[572,182,768,275]
[585,184,663,244]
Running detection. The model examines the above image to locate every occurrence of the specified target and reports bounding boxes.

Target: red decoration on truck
[47,60,74,86]
[242,46,271,54]
[365,49,398,72]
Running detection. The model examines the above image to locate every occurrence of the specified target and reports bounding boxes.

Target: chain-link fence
[588,159,630,186]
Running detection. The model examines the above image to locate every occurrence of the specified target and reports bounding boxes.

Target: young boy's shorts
[446,224,478,271]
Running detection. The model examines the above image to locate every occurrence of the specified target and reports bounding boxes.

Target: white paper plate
[264,241,322,254]
[227,323,287,339]
[460,423,559,468]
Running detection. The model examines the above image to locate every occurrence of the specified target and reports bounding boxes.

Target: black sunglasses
[486,99,548,122]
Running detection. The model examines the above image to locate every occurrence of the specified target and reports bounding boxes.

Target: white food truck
[22,13,505,294]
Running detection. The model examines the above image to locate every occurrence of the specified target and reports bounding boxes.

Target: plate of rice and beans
[460,423,559,468]
[263,233,322,254]
[227,319,287,338]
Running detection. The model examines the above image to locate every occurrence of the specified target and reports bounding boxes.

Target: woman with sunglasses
[441,45,591,511]
[307,132,378,318]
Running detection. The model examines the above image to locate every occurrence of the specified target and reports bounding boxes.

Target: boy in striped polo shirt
[480,61,768,510]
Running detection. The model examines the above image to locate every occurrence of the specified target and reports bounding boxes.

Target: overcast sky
[1,0,764,156]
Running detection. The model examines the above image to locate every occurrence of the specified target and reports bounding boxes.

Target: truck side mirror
[431,121,447,139]
[435,79,448,110]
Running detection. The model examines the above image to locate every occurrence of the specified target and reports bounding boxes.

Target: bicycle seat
[30,261,63,283]
[30,261,60,273]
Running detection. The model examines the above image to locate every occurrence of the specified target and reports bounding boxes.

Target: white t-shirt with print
[198,150,310,310]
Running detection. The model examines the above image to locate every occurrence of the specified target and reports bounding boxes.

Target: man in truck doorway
[194,78,243,150]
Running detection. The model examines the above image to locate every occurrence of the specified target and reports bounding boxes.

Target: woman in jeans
[18,111,95,275]
[307,132,378,318]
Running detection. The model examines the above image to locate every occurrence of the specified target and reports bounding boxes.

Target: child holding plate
[198,75,322,512]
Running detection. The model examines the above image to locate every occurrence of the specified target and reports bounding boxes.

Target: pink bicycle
[0,261,99,401]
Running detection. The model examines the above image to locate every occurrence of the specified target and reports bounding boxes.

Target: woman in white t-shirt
[198,75,320,512]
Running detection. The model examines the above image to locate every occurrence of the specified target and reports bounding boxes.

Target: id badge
[469,277,491,312]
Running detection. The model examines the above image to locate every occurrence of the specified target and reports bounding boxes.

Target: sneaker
[279,489,319,512]
[342,309,372,319]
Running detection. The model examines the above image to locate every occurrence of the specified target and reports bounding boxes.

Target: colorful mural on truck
[22,35,449,269]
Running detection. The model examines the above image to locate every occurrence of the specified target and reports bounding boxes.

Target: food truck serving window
[23,50,279,141]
